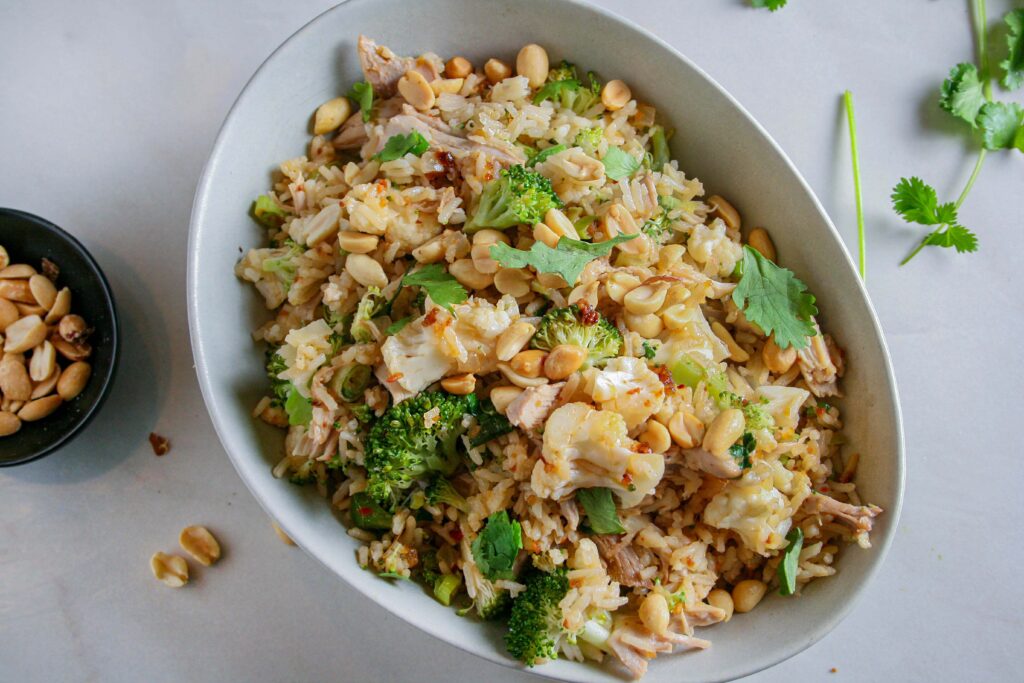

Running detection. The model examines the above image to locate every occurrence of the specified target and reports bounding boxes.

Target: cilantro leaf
[922,224,979,253]
[575,488,626,535]
[939,63,986,126]
[728,432,756,469]
[732,246,817,350]
[641,340,658,361]
[374,131,429,161]
[346,81,374,122]
[470,511,523,581]
[1016,126,1024,153]
[527,144,566,168]
[490,234,637,285]
[385,316,412,335]
[284,386,312,426]
[401,264,468,312]
[1000,9,1024,91]
[977,101,1024,150]
[601,147,641,181]
[533,79,580,105]
[777,526,804,596]
[469,400,514,448]
[751,0,787,10]
[890,177,958,225]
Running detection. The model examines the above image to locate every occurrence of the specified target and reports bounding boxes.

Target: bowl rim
[187,0,905,679]
[0,207,121,467]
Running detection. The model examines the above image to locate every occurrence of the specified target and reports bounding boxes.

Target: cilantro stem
[974,0,993,101]
[899,149,986,265]
[901,0,992,267]
[843,90,866,280]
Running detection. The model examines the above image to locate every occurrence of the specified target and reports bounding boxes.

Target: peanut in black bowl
[0,208,119,466]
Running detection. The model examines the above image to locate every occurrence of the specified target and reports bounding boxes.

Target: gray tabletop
[1,1,1022,681]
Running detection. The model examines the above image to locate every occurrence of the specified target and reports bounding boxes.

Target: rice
[236,36,883,680]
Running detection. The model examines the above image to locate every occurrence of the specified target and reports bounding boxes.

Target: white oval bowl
[188,1,904,680]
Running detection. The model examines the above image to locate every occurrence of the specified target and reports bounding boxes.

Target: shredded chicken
[681,447,742,479]
[683,601,727,628]
[797,325,842,398]
[592,535,654,589]
[608,616,710,679]
[802,493,882,534]
[357,35,418,97]
[505,382,565,431]
[375,105,525,166]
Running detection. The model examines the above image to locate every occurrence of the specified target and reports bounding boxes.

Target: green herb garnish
[601,146,641,181]
[401,264,469,312]
[347,81,374,122]
[732,246,817,350]
[471,511,523,581]
[490,234,636,285]
[575,487,626,535]
[777,526,804,596]
[374,131,429,161]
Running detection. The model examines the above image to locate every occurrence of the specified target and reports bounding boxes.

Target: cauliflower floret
[686,220,742,278]
[449,295,518,374]
[532,403,665,508]
[379,296,518,401]
[583,357,666,430]
[379,313,452,401]
[654,302,730,366]
[757,385,811,432]
[703,459,811,555]
[276,319,334,396]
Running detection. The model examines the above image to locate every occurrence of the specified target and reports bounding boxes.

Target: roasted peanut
[313,97,352,135]
[57,361,91,401]
[509,349,547,378]
[711,321,750,362]
[345,254,388,288]
[640,420,671,454]
[449,259,493,290]
[748,227,776,262]
[732,580,767,613]
[639,592,670,636]
[444,56,473,79]
[484,58,512,83]
[543,344,586,380]
[707,588,734,622]
[28,274,57,309]
[0,298,18,331]
[150,552,189,588]
[337,230,379,254]
[0,358,31,402]
[18,395,62,422]
[601,79,632,110]
[489,386,524,415]
[496,321,536,361]
[0,410,20,436]
[44,287,71,323]
[28,340,55,382]
[440,373,476,395]
[708,195,741,231]
[179,526,222,567]
[493,268,531,297]
[0,264,35,279]
[703,408,745,457]
[397,70,435,111]
[516,44,549,88]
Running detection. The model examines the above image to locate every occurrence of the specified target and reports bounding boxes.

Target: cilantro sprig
[470,511,523,581]
[346,81,374,123]
[575,488,626,535]
[732,246,817,350]
[490,234,636,285]
[897,1,1024,265]
[843,90,866,280]
[401,264,468,312]
[374,131,429,161]
[751,0,787,10]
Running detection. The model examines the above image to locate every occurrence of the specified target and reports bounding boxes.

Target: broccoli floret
[469,399,513,448]
[464,165,563,233]
[574,126,604,155]
[530,305,622,365]
[261,240,303,288]
[424,475,469,514]
[252,194,287,228]
[505,568,570,666]
[364,392,479,508]
[547,59,578,83]
[265,347,291,405]
[288,459,317,486]
[474,579,512,620]
[742,401,776,431]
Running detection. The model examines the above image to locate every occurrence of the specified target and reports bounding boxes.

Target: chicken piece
[683,601,727,628]
[608,616,710,680]
[797,325,841,398]
[592,535,653,589]
[357,35,418,97]
[373,106,526,166]
[681,447,742,479]
[505,382,565,431]
[532,403,665,508]
[802,493,882,534]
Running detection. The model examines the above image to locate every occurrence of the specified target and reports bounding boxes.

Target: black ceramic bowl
[0,209,119,466]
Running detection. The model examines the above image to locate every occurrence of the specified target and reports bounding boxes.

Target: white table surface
[2,0,1022,681]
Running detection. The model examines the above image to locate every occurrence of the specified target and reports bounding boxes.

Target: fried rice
[236,36,883,679]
